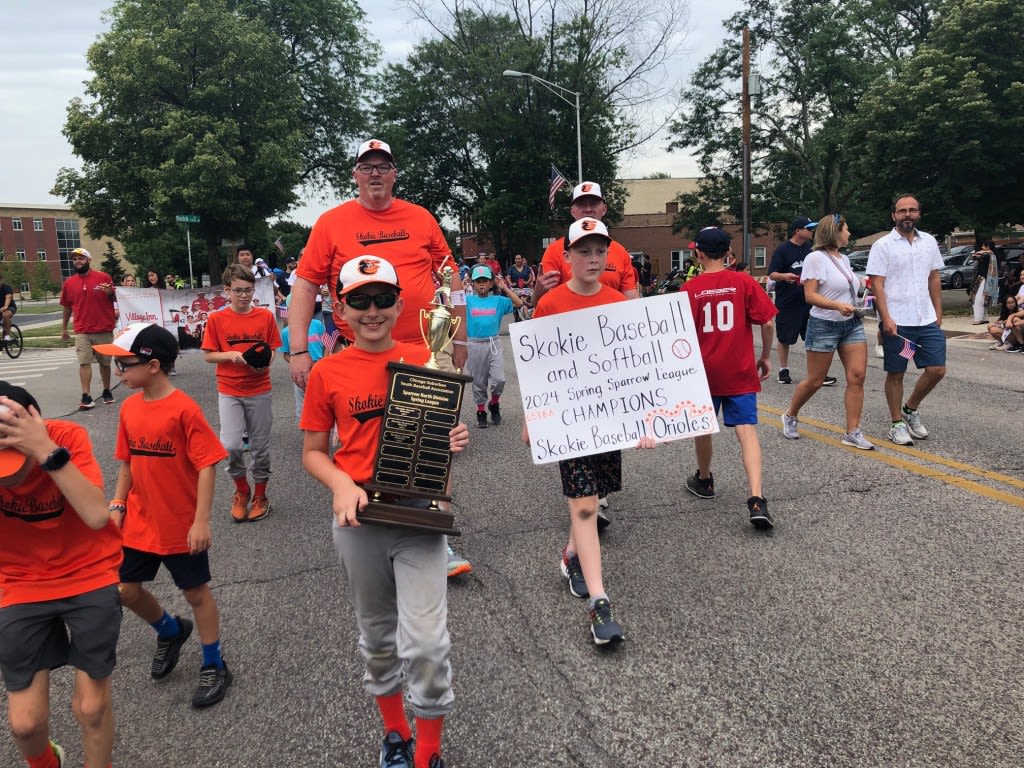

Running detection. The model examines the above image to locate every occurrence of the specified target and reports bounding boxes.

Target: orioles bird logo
[581,219,597,232]
[358,259,382,275]
[580,183,594,193]
[368,140,383,150]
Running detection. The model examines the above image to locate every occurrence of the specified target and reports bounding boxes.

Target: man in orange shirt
[0,381,121,768]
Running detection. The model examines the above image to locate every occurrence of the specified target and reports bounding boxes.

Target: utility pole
[741,25,752,266]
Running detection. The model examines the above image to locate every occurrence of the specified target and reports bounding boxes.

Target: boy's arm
[187,464,215,555]
[109,460,133,528]
[203,349,246,365]
[757,320,774,381]
[302,430,366,527]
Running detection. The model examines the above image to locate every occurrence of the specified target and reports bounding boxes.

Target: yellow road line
[759,405,1024,508]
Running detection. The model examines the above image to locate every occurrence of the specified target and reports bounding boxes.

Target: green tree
[848,0,1024,235]
[100,241,126,286]
[3,260,27,298]
[30,262,58,300]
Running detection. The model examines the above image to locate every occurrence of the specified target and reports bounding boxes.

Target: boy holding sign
[526,218,655,645]
[682,228,778,529]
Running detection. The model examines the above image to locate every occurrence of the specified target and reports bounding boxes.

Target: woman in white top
[780,214,873,450]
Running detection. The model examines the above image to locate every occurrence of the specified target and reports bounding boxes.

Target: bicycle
[2,323,24,359]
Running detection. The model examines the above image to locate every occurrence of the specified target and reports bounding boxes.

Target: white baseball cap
[566,217,611,248]
[356,139,395,163]
[337,256,402,296]
[571,181,604,202]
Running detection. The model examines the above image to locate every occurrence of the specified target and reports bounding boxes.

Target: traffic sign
[175,214,200,223]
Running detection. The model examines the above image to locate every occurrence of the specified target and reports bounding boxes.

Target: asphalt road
[1,304,1022,768]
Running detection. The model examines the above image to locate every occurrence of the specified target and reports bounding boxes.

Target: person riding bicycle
[0,272,17,342]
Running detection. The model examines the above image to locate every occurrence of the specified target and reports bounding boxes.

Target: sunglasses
[114,359,148,372]
[344,292,398,310]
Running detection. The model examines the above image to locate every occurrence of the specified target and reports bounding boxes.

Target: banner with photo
[114,277,277,351]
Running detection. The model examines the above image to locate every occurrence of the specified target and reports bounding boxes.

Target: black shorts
[120,547,211,590]
[0,585,121,691]
[775,304,810,345]
[558,451,622,499]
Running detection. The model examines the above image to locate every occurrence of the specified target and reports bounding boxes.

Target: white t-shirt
[801,250,861,322]
[866,229,944,326]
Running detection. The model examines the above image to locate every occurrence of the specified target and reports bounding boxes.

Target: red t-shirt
[59,269,117,334]
[540,237,638,294]
[682,269,778,396]
[0,421,122,607]
[301,342,430,485]
[532,282,627,319]
[201,306,282,396]
[299,199,450,344]
[115,389,228,555]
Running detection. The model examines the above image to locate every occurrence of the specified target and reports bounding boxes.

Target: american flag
[548,165,568,209]
[273,237,285,255]
[898,336,917,360]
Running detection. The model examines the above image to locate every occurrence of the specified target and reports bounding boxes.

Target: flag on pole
[548,165,569,209]
[273,237,285,255]
[897,335,917,360]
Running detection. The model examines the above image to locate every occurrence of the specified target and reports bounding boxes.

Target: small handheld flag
[897,336,917,360]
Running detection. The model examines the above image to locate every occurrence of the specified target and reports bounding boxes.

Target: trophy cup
[357,270,471,535]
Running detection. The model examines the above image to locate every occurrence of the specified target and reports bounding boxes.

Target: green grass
[12,302,64,315]
[20,324,63,339]
[22,337,74,349]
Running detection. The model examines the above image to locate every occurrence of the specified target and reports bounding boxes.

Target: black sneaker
[748,496,774,530]
[685,470,715,499]
[427,756,446,768]
[777,368,791,384]
[151,616,193,680]
[476,410,488,429]
[191,661,233,708]
[822,375,838,386]
[101,388,115,404]
[379,731,414,768]
[78,393,95,410]
[560,548,588,598]
[488,401,501,425]
[589,598,624,645]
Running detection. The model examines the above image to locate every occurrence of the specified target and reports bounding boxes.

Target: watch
[40,446,71,472]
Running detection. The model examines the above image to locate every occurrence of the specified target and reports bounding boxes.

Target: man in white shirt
[866,194,946,446]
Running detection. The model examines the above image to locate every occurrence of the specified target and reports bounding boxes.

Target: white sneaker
[875,344,884,359]
[841,428,875,450]
[888,421,914,446]
[781,413,800,439]
[597,496,609,510]
[902,407,928,439]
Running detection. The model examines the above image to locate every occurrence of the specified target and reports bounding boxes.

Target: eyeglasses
[114,359,147,372]
[229,287,255,296]
[355,163,395,176]
[894,207,920,215]
[344,292,398,310]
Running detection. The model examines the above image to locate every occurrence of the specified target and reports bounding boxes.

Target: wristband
[449,290,466,306]
[291,350,309,356]
[452,340,468,347]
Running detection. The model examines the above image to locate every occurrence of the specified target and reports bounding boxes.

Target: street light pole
[503,69,583,184]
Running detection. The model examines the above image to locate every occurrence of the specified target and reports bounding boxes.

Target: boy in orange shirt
[301,256,470,768]
[526,218,654,646]
[94,323,232,709]
[0,381,121,768]
[202,265,282,522]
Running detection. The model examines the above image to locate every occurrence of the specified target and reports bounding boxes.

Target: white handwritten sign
[511,292,719,464]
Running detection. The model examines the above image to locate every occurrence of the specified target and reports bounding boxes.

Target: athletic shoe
[560,548,588,598]
[598,496,609,510]
[488,401,501,425]
[231,491,249,523]
[101,388,115,404]
[887,421,914,446]
[841,428,875,451]
[875,344,884,358]
[427,756,447,768]
[780,413,800,440]
[747,496,774,530]
[151,616,193,680]
[78,393,95,410]
[379,731,414,768]
[49,741,64,768]
[685,470,715,499]
[191,661,232,708]
[476,410,488,429]
[990,343,1007,350]
[1006,343,1022,352]
[248,496,271,522]
[596,496,610,531]
[777,368,791,384]
[446,545,472,578]
[902,407,928,439]
[589,597,624,645]
[822,375,838,386]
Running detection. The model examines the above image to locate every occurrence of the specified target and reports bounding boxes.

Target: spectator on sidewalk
[59,248,117,411]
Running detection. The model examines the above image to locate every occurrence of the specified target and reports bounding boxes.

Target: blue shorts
[120,547,211,591]
[805,316,866,352]
[711,393,758,427]
[774,304,810,345]
[882,323,947,373]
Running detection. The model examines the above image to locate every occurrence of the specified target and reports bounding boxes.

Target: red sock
[414,715,444,768]
[477,404,485,412]
[233,476,250,496]
[376,692,411,741]
[25,744,58,768]
[489,395,499,405]
[254,481,267,499]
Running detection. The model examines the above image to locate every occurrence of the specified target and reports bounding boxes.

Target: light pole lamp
[502,69,583,184]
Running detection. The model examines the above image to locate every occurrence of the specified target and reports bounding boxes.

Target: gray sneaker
[780,413,800,439]
[887,420,915,446]
[902,407,928,439]
[841,428,875,451]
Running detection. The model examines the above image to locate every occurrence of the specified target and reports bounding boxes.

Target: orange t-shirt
[540,236,638,294]
[532,282,627,319]
[201,306,282,396]
[0,421,122,607]
[299,199,450,344]
[301,341,430,485]
[115,389,228,555]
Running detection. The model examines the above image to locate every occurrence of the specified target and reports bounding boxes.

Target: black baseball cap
[790,216,818,233]
[694,227,732,255]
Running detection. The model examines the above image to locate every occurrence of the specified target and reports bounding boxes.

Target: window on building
[665,201,679,214]
[33,218,43,232]
[20,281,30,294]
[12,218,22,232]
[670,249,693,272]
[56,219,82,278]
[754,246,767,269]
[37,249,47,261]
[16,250,26,262]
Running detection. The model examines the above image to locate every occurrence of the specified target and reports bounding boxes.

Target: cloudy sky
[0,0,742,226]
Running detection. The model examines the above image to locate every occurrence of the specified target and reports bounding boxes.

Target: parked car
[846,251,869,296]
[938,252,975,289]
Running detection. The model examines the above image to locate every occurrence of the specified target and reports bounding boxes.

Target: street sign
[175,214,200,223]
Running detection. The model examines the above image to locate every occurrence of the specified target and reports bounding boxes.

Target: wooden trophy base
[357,487,461,536]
